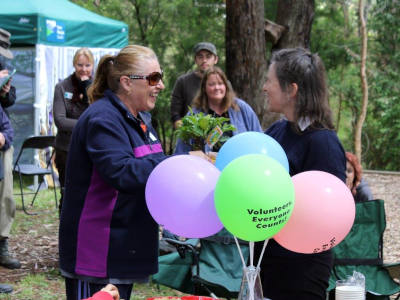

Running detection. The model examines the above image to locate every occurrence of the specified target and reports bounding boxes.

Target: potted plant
[175,108,236,151]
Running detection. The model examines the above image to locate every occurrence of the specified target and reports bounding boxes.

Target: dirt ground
[0,222,59,283]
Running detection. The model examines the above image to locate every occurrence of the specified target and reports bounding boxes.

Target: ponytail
[88,45,159,103]
[87,55,114,103]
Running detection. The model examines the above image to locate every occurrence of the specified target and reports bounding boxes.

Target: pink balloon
[274,171,355,254]
[145,155,223,238]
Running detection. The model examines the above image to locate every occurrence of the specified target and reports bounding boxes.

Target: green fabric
[153,251,195,295]
[153,229,249,298]
[328,200,400,297]
[0,0,128,47]
[194,228,249,295]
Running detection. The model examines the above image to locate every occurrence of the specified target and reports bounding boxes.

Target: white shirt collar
[298,117,312,131]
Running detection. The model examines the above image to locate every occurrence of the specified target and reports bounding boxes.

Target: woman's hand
[189,150,214,163]
[207,151,217,164]
[0,70,11,97]
[100,284,120,300]
[0,133,5,149]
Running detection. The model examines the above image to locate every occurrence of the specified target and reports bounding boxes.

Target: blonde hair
[87,45,158,103]
[192,66,238,113]
[73,48,94,66]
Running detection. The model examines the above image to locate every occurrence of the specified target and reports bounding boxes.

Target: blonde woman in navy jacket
[59,45,209,300]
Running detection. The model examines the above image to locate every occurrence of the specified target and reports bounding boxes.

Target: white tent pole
[33,44,42,188]
[34,44,41,137]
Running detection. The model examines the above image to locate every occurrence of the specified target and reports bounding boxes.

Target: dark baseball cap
[0,28,13,59]
[193,42,217,56]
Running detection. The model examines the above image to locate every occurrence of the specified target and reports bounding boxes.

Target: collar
[103,89,151,128]
[298,116,312,131]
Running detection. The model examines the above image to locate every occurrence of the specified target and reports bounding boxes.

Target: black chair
[13,136,58,215]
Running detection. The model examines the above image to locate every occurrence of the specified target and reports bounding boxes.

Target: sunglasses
[128,70,163,86]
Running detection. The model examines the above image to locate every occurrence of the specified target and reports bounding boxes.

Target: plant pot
[192,138,205,151]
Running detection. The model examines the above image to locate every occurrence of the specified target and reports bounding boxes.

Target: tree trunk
[273,0,315,50]
[226,0,268,129]
[354,0,369,162]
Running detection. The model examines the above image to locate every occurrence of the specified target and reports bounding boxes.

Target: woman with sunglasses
[255,48,346,299]
[53,48,94,214]
[58,45,208,300]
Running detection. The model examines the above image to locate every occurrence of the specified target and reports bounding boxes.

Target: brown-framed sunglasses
[128,70,163,86]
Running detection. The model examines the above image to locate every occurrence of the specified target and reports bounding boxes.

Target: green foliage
[312,0,400,170]
[312,2,358,69]
[264,0,279,20]
[312,1,361,153]
[175,108,236,150]
[363,0,400,170]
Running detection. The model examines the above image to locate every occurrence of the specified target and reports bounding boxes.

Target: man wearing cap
[170,42,218,128]
[0,27,19,295]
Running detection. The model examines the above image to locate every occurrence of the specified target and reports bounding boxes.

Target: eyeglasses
[128,71,163,86]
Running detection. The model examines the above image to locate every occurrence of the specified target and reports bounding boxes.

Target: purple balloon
[145,155,223,238]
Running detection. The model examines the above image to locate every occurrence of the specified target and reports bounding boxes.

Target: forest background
[72,0,400,171]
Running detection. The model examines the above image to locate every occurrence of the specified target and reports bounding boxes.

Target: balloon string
[249,241,254,266]
[234,236,246,269]
[256,239,269,270]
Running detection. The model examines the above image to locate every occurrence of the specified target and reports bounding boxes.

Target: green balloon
[214,154,295,242]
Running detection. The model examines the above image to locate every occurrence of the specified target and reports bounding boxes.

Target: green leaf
[175,110,237,147]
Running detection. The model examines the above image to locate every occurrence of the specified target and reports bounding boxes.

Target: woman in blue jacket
[256,48,346,299]
[59,45,208,300]
[175,66,262,153]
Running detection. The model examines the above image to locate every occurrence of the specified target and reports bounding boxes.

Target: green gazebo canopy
[0,0,128,48]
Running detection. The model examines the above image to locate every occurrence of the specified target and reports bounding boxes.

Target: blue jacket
[175,98,262,153]
[59,89,167,280]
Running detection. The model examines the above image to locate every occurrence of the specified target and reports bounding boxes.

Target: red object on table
[147,296,219,300]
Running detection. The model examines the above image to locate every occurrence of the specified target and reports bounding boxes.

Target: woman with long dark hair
[256,48,346,299]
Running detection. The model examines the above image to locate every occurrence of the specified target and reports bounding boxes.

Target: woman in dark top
[255,48,346,299]
[53,48,94,213]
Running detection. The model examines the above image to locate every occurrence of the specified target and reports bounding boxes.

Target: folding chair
[13,135,58,215]
[153,228,249,299]
[327,199,400,300]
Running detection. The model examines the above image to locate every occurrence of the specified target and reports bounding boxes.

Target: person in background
[0,27,20,295]
[174,66,262,153]
[53,48,94,214]
[256,48,346,300]
[84,284,119,300]
[170,42,219,129]
[59,45,209,300]
[345,151,374,202]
